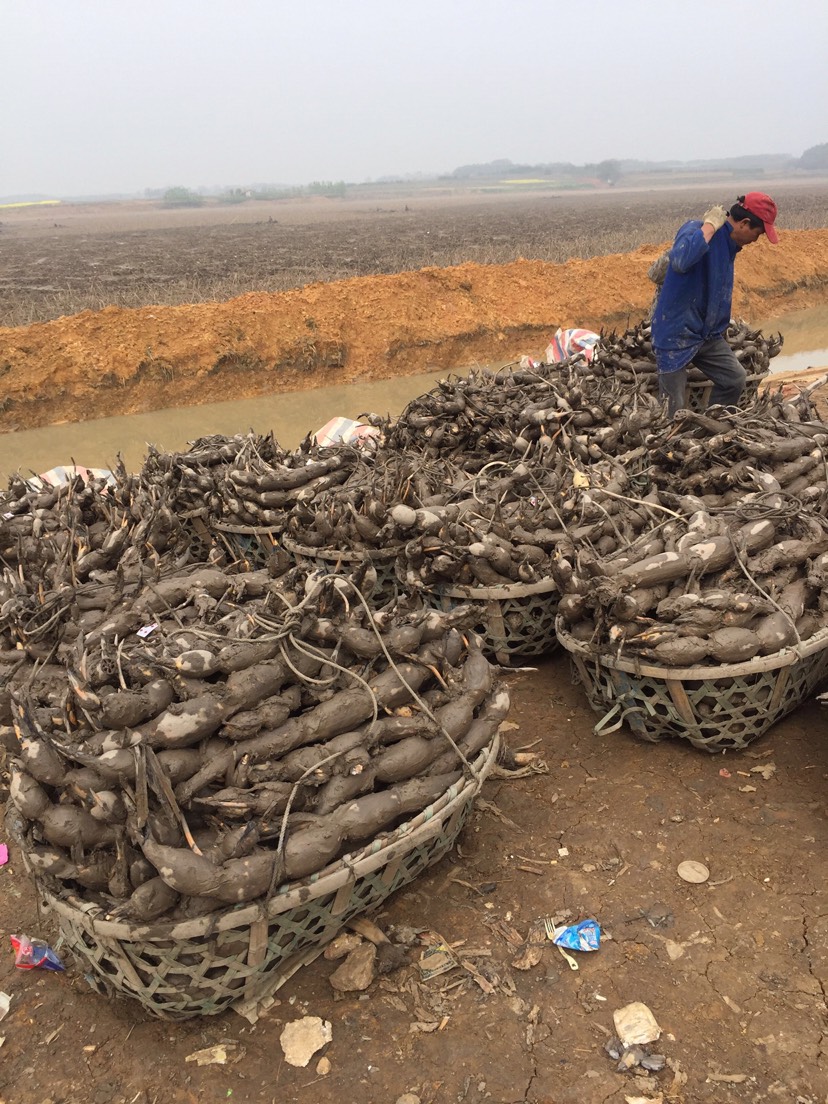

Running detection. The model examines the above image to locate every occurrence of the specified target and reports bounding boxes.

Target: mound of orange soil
[1,230,826,432]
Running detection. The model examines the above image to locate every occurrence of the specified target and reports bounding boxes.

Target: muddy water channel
[763,304,828,373]
[0,366,472,480]
[1,306,826,481]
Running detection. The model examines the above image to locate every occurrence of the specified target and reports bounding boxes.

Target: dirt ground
[1,651,827,1104]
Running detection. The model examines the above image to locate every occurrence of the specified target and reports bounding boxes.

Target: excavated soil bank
[0,229,827,432]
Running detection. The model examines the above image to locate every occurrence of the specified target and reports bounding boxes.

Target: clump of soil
[1,230,826,432]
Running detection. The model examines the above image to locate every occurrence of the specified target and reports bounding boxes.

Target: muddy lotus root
[590,318,782,389]
[394,457,654,592]
[7,567,508,923]
[387,361,668,466]
[558,496,828,666]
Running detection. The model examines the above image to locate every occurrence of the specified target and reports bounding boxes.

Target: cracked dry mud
[1,651,826,1104]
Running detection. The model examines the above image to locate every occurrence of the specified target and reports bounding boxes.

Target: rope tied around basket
[592,697,647,736]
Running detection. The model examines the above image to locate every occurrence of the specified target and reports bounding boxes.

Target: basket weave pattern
[283,536,401,605]
[179,510,214,561]
[420,578,558,666]
[640,373,763,414]
[558,621,828,752]
[19,737,498,1020]
[210,522,281,570]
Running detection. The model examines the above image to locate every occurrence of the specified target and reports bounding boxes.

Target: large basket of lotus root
[419,578,559,667]
[282,536,401,606]
[6,734,498,1021]
[682,371,766,414]
[557,619,828,752]
[207,521,283,571]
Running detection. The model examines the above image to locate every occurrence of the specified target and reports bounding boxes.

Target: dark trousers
[658,337,747,417]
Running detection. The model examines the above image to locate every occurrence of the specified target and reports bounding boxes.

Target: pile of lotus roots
[4,564,506,922]
[555,388,828,667]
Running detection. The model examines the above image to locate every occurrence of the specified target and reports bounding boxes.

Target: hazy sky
[3,0,826,197]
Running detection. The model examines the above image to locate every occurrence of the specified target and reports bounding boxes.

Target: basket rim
[282,534,400,562]
[556,616,828,680]
[430,576,558,600]
[210,520,282,535]
[30,735,499,943]
[685,371,766,388]
[630,370,765,383]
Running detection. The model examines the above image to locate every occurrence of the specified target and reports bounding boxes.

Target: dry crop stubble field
[2,181,828,326]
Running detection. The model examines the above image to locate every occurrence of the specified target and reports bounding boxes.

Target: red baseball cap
[742,192,779,243]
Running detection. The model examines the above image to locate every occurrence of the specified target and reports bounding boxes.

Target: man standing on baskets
[651,192,779,416]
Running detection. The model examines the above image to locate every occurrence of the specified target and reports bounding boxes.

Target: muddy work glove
[702,205,727,231]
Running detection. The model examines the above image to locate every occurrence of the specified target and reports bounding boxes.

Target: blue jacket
[651,220,741,373]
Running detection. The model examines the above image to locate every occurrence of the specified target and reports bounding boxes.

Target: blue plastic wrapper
[553,919,601,952]
[10,934,65,971]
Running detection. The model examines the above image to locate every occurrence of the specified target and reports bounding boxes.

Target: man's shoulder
[676,218,703,236]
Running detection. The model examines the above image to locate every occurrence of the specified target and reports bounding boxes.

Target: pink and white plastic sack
[545,327,601,365]
[313,417,380,450]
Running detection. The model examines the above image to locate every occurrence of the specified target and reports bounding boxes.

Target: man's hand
[702,205,728,231]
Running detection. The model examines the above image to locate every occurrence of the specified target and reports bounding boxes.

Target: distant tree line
[161,186,204,207]
[445,158,619,185]
[146,144,826,207]
[797,143,828,170]
[446,146,828,182]
[152,182,349,206]
[247,181,347,200]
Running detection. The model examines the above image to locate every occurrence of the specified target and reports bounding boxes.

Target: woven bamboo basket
[179,508,214,561]
[282,535,401,606]
[11,736,498,1021]
[209,521,282,571]
[557,619,828,752]
[417,577,558,666]
[683,371,765,413]
[640,371,765,414]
